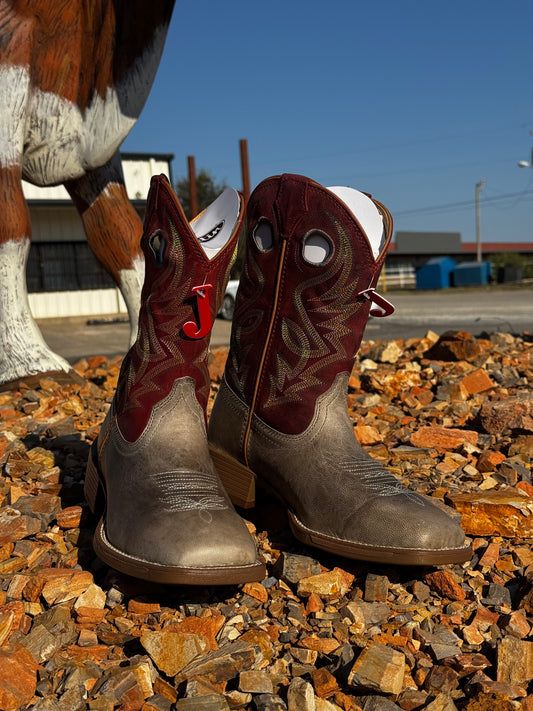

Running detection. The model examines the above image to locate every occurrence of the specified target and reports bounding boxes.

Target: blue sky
[123,0,533,245]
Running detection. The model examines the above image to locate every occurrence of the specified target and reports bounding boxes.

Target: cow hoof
[0,348,73,390]
[0,368,85,393]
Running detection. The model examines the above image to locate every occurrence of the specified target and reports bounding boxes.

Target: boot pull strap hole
[302,230,333,266]
[148,230,167,267]
[252,219,274,252]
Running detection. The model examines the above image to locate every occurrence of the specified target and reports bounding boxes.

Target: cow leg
[65,154,145,346]
[0,166,71,386]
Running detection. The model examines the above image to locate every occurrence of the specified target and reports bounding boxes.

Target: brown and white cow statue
[0,0,175,386]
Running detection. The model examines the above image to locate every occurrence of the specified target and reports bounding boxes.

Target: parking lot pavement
[366,286,532,341]
[38,286,532,364]
[38,315,233,364]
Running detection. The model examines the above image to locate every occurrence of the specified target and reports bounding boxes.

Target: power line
[394,189,533,217]
[484,174,533,211]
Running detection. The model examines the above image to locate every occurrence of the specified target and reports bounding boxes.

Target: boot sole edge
[288,512,473,566]
[93,518,266,585]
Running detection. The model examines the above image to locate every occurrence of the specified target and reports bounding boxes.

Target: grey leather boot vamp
[90,378,263,584]
[210,373,470,566]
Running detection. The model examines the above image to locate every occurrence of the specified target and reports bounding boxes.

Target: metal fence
[378,264,416,291]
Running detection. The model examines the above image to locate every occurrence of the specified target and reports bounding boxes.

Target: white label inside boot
[190,187,241,259]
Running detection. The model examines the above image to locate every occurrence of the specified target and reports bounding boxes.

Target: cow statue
[0,0,175,387]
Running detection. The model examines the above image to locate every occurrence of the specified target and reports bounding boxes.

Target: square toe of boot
[108,510,259,568]
[334,496,467,552]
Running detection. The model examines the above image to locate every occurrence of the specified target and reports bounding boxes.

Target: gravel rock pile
[0,329,532,711]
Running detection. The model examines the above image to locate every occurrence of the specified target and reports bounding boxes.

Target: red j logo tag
[183,284,213,339]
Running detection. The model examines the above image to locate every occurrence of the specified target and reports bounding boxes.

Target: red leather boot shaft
[225,173,392,436]
[114,174,241,442]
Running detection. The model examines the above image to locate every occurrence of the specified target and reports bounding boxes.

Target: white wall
[28,289,128,319]
[22,155,171,202]
[30,205,86,242]
[121,158,172,200]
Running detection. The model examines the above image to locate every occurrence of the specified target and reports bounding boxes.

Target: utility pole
[187,155,198,218]
[239,139,250,202]
[475,179,486,263]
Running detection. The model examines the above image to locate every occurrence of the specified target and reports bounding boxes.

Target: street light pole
[518,146,533,169]
[475,179,486,263]
[517,131,533,168]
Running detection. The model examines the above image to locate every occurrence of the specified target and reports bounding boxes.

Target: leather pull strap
[357,287,395,317]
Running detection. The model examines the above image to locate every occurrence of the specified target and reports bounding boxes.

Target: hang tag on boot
[183,284,213,338]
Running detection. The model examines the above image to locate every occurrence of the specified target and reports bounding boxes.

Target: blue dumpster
[452,261,491,287]
[416,256,457,290]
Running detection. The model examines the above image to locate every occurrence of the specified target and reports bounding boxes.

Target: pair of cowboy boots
[85,173,471,585]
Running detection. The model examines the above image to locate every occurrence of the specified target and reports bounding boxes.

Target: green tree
[175,169,228,221]
[490,251,532,281]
